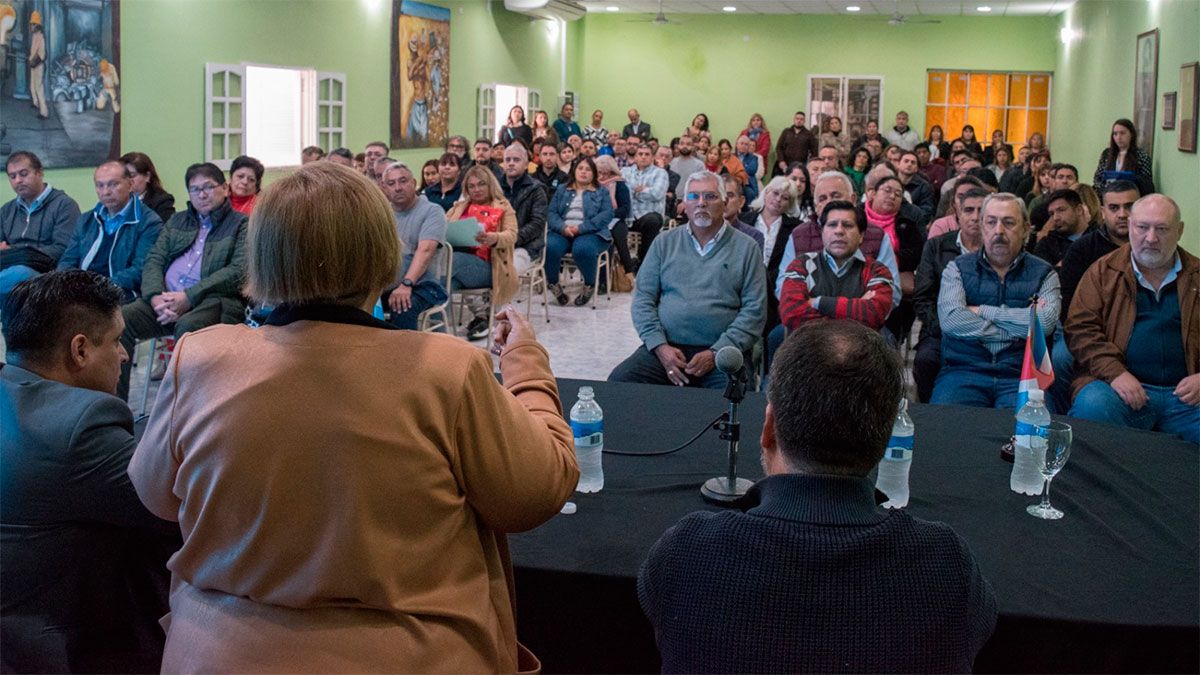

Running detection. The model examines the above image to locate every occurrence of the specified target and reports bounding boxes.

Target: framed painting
[1181,62,1198,153]
[0,0,121,167]
[1162,92,1176,130]
[390,0,450,150]
[1134,29,1158,153]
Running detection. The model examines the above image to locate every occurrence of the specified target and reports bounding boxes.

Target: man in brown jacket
[1065,194,1198,443]
[774,111,819,176]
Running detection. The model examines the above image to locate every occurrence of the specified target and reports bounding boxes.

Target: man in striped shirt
[931,193,1061,411]
[778,201,894,332]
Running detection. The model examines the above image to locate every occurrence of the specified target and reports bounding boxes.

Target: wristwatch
[400,278,414,288]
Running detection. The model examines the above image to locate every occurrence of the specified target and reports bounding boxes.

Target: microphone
[701,346,753,505]
[715,345,743,375]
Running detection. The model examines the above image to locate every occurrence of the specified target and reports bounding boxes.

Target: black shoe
[549,283,569,305]
[465,317,490,341]
[574,288,594,307]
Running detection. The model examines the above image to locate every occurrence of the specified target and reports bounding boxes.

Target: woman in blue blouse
[544,157,614,307]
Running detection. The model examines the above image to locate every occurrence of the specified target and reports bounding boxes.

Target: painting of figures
[390,0,449,150]
[0,0,120,167]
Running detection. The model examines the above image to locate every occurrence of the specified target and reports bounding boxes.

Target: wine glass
[1027,421,1072,520]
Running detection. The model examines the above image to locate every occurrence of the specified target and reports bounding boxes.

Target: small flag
[1016,298,1054,410]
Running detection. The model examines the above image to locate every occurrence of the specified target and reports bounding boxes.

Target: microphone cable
[602,412,727,457]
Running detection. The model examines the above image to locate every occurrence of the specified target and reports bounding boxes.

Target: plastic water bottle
[1011,389,1051,495]
[570,386,605,493]
[876,399,915,509]
[373,299,386,320]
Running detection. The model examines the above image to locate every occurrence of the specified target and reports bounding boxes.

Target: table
[510,379,1200,673]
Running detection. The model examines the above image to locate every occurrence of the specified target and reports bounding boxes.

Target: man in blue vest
[932,193,1061,411]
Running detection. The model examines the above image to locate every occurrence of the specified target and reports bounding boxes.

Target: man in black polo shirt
[1035,188,1093,266]
[638,320,996,672]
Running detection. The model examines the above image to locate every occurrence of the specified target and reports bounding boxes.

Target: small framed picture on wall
[1180,62,1199,153]
[1162,93,1176,130]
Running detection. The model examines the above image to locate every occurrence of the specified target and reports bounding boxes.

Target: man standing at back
[774,111,819,175]
[639,320,996,672]
[883,110,920,150]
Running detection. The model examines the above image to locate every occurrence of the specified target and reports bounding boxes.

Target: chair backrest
[529,220,549,268]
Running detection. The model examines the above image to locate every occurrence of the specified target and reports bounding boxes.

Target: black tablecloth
[511,379,1200,674]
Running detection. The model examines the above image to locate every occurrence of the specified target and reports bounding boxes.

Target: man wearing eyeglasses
[115,162,248,401]
[609,170,766,389]
[931,193,1061,411]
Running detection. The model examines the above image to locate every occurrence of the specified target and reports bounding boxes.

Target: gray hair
[814,170,855,199]
[981,192,1029,228]
[749,176,797,211]
[681,170,725,201]
[381,161,412,178]
[1131,193,1182,224]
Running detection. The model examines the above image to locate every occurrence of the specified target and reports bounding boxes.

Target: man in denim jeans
[1066,194,1198,443]
[380,162,448,331]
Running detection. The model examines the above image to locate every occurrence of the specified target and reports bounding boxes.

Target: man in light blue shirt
[621,145,668,265]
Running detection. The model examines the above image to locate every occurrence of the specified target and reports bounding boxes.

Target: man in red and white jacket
[779,201,895,332]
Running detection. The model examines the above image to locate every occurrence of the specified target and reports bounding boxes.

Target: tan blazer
[128,320,578,673]
[447,197,520,307]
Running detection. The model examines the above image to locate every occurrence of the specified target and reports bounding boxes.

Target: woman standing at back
[127,162,578,673]
[1093,118,1154,195]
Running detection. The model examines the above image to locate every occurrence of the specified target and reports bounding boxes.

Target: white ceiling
[579,0,1074,16]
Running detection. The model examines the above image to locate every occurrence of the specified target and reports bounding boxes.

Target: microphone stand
[701,367,754,505]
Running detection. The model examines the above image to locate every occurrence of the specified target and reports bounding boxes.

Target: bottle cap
[1029,389,1044,402]
[560,501,577,515]
[579,386,593,398]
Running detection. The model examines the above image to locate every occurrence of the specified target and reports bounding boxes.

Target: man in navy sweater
[638,320,997,672]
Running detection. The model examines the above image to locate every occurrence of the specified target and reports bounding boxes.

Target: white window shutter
[205,63,246,170]
[527,89,542,120]
[478,83,497,143]
[318,72,347,151]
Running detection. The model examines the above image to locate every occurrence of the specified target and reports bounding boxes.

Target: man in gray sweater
[610,170,766,389]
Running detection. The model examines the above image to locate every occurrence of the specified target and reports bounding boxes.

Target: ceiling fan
[627,0,683,25]
[886,10,942,25]
[882,1,941,26]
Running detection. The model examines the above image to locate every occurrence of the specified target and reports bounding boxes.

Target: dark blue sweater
[638,473,997,673]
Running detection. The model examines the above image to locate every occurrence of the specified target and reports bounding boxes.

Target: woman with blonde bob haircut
[446,164,519,340]
[128,162,579,673]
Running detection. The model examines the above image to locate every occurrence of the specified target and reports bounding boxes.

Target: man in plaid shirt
[779,201,895,331]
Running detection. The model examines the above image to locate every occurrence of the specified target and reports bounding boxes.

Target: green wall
[1052,0,1200,250]
[573,13,1058,150]
[3,0,570,209]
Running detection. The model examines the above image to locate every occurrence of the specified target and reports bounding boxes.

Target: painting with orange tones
[390,0,449,149]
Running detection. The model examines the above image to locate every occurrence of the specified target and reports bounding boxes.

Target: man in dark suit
[1,270,177,673]
[621,108,652,142]
[638,320,997,673]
